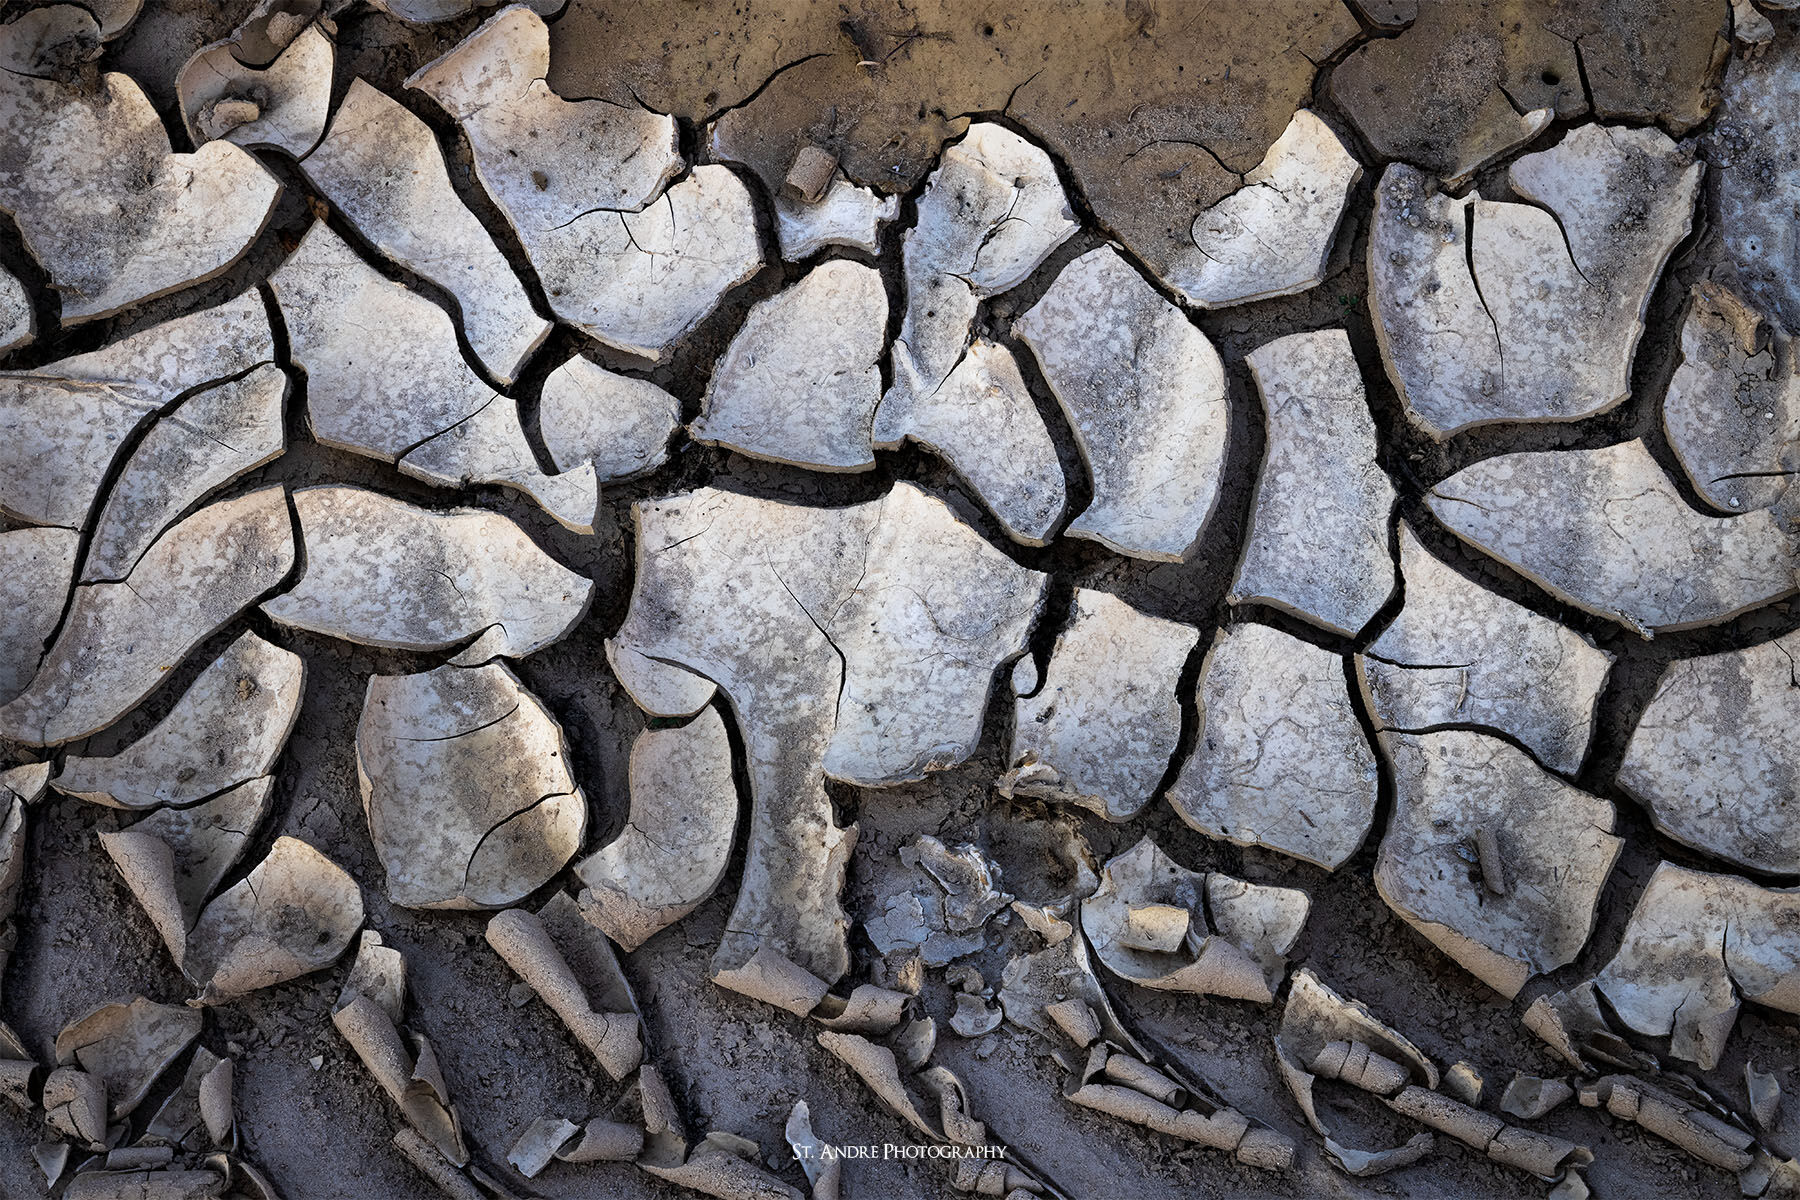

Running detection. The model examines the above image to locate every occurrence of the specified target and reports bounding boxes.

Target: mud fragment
[1359,523,1614,775]
[1000,588,1196,821]
[1,487,294,747]
[54,997,201,1121]
[506,1116,577,1178]
[872,338,1066,546]
[784,1100,840,1200]
[1592,1075,1755,1172]
[0,70,279,322]
[1170,622,1377,869]
[43,1066,107,1147]
[1016,246,1228,562]
[1620,629,1800,874]
[264,485,592,658]
[486,902,642,1079]
[692,260,888,471]
[1082,838,1306,1002]
[1501,1075,1575,1121]
[0,528,78,706]
[1376,730,1622,997]
[538,356,679,482]
[185,836,363,1002]
[270,223,594,529]
[1590,863,1800,1069]
[1662,282,1800,513]
[0,290,272,529]
[576,708,735,949]
[101,777,274,949]
[1170,111,1361,308]
[1371,127,1702,437]
[1230,328,1396,635]
[359,662,584,910]
[1429,439,1798,635]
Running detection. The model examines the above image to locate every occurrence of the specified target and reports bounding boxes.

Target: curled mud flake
[576,707,736,950]
[55,631,303,809]
[885,122,1077,421]
[1429,439,1798,636]
[61,1168,227,1199]
[1375,730,1622,998]
[0,487,295,748]
[691,260,889,472]
[1169,621,1377,870]
[815,1030,943,1142]
[299,79,551,383]
[197,1056,234,1147]
[556,1116,643,1163]
[340,929,407,1023]
[1715,36,1800,331]
[871,338,1067,546]
[1620,628,1800,874]
[81,365,288,585]
[486,899,644,1079]
[506,1115,578,1179]
[1372,126,1702,437]
[908,835,1011,935]
[1016,245,1229,562]
[539,355,680,482]
[334,991,470,1169]
[0,70,280,324]
[1230,328,1396,636]
[144,1046,225,1150]
[949,992,1002,1038]
[0,290,272,529]
[1169,110,1362,308]
[1590,1075,1756,1173]
[714,945,832,1018]
[54,996,201,1121]
[269,223,593,529]
[1590,862,1800,1070]
[0,527,78,705]
[1276,969,1442,1177]
[640,1133,806,1200]
[1746,1062,1783,1132]
[185,835,363,1002]
[1359,522,1614,776]
[263,485,592,658]
[0,265,33,354]
[1082,838,1305,1002]
[612,484,1043,986]
[177,24,333,157]
[391,1126,481,1200]
[784,1100,841,1200]
[1663,283,1800,514]
[359,662,584,910]
[814,983,911,1035]
[1501,1075,1575,1121]
[101,777,275,959]
[43,1065,108,1147]
[784,145,837,203]
[1000,588,1197,822]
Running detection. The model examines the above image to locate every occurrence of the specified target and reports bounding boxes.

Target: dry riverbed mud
[1,1,1798,1198]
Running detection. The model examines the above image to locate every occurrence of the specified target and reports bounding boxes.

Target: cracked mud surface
[2,1,1799,1199]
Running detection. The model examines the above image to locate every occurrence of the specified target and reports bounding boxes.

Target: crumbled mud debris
[1,4,1797,1199]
